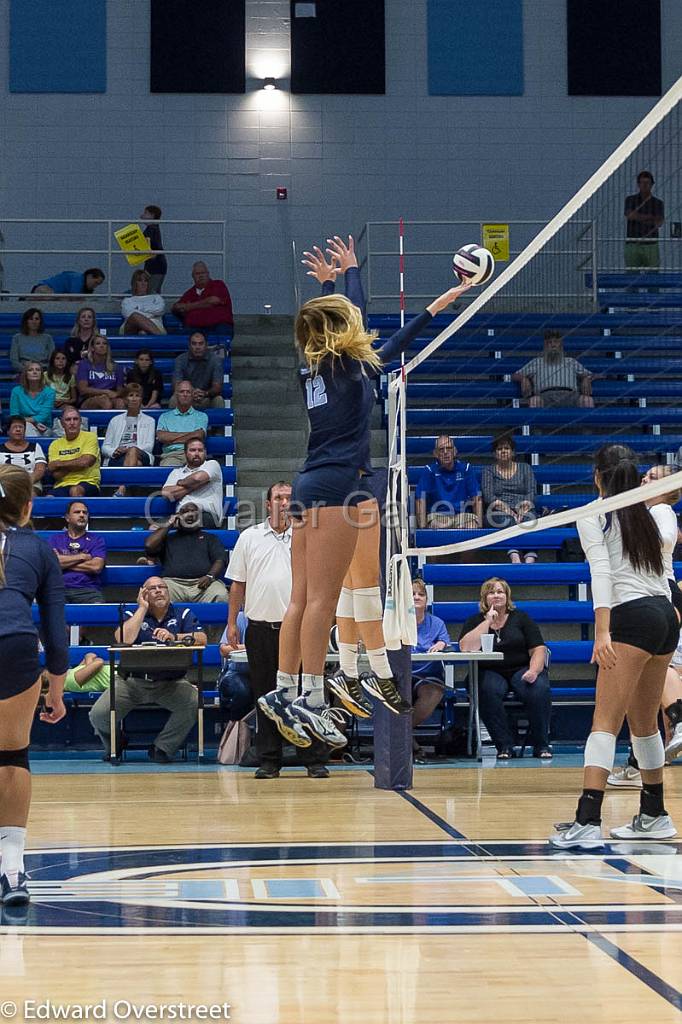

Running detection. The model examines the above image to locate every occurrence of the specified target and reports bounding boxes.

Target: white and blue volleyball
[452,244,495,285]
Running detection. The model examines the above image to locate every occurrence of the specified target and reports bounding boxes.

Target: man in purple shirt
[48,500,106,603]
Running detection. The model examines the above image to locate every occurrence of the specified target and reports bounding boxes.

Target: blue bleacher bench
[0,356,231,377]
[434,600,593,624]
[370,310,682,331]
[423,562,682,586]
[408,465,642,488]
[0,312,234,338]
[405,434,682,456]
[31,602,228,626]
[585,272,682,290]
[68,407,232,428]
[33,496,238,518]
[406,407,682,428]
[98,465,236,486]
[599,293,682,309]
[35,529,239,550]
[400,381,682,402]
[415,527,579,550]
[0,434,236,456]
[388,356,682,376]
[0,382,233,402]
[380,333,682,355]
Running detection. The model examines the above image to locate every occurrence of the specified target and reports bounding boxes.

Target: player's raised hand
[302,246,339,284]
[326,235,358,272]
[427,280,474,316]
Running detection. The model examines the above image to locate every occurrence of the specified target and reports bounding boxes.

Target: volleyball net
[385,74,682,577]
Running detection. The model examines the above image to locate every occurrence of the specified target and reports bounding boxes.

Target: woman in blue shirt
[259,234,471,753]
[10,361,56,435]
[411,578,451,750]
[0,465,68,909]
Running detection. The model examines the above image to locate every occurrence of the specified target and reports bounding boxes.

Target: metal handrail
[0,218,227,300]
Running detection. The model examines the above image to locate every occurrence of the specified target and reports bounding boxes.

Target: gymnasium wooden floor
[3,762,682,1023]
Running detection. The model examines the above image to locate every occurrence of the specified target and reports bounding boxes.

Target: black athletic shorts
[0,633,42,700]
[610,596,680,656]
[669,579,682,620]
[290,464,371,514]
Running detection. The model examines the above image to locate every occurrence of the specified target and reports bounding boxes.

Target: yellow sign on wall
[114,223,149,266]
[482,224,510,262]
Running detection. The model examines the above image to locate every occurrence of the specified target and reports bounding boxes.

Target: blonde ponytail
[295,295,381,373]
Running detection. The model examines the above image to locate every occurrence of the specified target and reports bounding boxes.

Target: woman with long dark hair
[0,465,68,908]
[9,308,54,373]
[551,444,679,848]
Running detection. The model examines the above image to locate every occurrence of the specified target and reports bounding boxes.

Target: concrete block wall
[0,0,680,312]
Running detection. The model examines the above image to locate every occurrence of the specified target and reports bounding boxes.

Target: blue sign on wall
[10,0,106,93]
[427,0,524,96]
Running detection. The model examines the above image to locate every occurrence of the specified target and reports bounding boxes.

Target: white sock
[367,647,392,679]
[338,642,359,678]
[0,826,27,885]
[302,673,325,708]
[275,671,298,701]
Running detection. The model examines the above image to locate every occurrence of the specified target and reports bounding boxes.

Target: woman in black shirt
[0,465,68,910]
[459,577,551,759]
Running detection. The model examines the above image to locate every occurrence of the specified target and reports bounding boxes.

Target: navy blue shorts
[0,633,42,699]
[106,451,152,467]
[290,465,373,513]
[610,596,679,656]
[52,483,100,497]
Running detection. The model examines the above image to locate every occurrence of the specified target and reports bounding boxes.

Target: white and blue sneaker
[257,691,312,748]
[549,821,604,850]
[610,813,678,840]
[288,698,348,749]
[359,672,412,715]
[665,723,682,763]
[1,872,30,906]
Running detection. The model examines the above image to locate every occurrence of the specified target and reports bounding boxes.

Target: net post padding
[390,73,682,386]
[407,469,682,559]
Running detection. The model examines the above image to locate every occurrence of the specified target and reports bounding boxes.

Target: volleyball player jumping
[259,237,471,748]
[551,444,679,849]
[0,465,68,909]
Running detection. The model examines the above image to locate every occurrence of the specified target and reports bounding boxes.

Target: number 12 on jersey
[305,376,328,409]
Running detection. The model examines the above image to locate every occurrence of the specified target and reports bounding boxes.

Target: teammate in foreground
[0,465,68,909]
[551,445,679,849]
[259,237,471,748]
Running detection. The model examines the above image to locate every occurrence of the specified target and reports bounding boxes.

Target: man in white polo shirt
[161,438,224,527]
[226,481,329,779]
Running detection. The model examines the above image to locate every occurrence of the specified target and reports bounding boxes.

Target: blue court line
[395,790,468,841]
[585,933,682,1011]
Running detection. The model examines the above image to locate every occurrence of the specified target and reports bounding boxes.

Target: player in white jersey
[551,445,679,849]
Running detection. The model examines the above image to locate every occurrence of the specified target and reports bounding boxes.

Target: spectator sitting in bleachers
[482,435,538,565]
[125,349,164,409]
[0,415,47,493]
[141,204,167,293]
[10,361,55,436]
[410,578,452,758]
[161,438,224,528]
[144,502,228,603]
[48,500,106,604]
[102,383,156,497]
[45,349,77,410]
[512,330,594,408]
[120,269,166,336]
[170,332,225,409]
[156,381,208,467]
[32,268,105,297]
[89,578,206,763]
[171,261,233,336]
[76,335,125,410]
[415,434,482,529]
[218,611,253,721]
[10,307,54,373]
[62,652,110,692]
[47,406,100,497]
[64,307,99,366]
[459,577,551,760]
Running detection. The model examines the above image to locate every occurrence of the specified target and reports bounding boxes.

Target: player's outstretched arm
[379,280,473,363]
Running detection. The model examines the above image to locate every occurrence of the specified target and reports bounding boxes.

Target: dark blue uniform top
[299,267,432,473]
[0,527,69,675]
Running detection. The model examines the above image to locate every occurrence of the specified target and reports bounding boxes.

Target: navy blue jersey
[0,527,68,675]
[300,268,432,472]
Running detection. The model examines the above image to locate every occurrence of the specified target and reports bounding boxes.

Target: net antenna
[385,73,682,569]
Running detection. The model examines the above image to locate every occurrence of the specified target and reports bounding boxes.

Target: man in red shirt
[172,261,233,335]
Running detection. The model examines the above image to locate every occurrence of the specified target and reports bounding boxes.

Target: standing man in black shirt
[624,171,664,269]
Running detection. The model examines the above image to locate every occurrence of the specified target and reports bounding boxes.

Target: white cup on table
[480,633,495,654]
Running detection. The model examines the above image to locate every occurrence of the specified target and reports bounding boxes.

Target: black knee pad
[0,747,30,771]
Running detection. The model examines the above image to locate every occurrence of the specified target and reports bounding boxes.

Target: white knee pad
[353,586,383,622]
[336,587,354,619]
[631,732,665,771]
[584,731,617,771]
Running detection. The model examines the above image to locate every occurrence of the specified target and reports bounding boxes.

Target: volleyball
[452,243,495,285]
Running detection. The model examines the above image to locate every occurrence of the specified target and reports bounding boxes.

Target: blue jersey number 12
[305,376,328,409]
